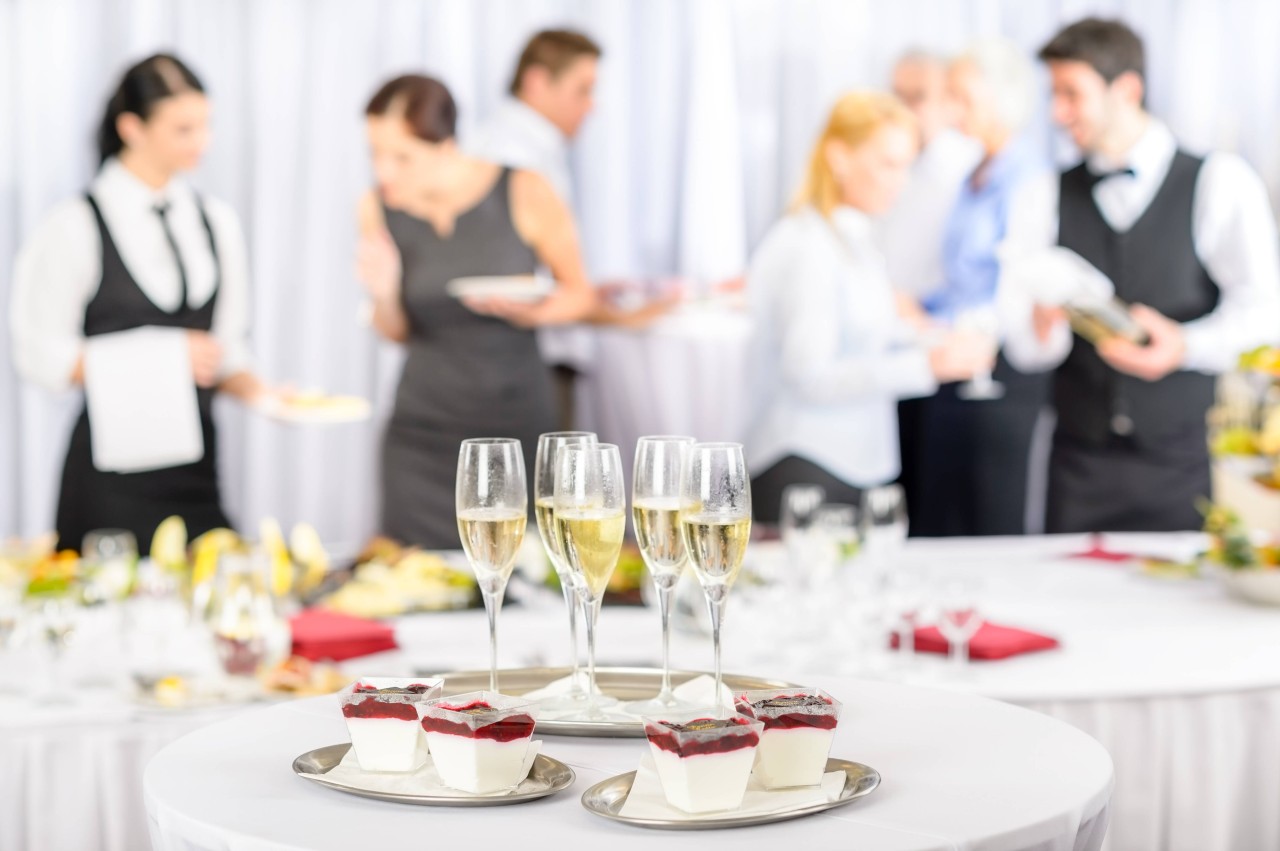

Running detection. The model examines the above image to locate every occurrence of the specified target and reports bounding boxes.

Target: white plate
[259,395,372,425]
[445,275,554,303]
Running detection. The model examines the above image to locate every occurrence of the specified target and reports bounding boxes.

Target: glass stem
[707,594,727,715]
[560,578,583,695]
[950,637,967,670]
[657,582,675,700]
[583,595,602,716]
[483,586,505,692]
[898,619,915,666]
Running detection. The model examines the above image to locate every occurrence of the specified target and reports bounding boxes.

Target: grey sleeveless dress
[381,168,554,547]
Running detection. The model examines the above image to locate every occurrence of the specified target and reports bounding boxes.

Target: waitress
[356,74,596,548]
[10,54,266,549]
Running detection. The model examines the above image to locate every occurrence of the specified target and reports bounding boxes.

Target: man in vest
[1000,17,1280,532]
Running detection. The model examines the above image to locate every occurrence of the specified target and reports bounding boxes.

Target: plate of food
[444,275,554,303]
[259,391,371,425]
[319,538,479,617]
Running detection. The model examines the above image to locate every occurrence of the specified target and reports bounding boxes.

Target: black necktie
[1087,166,1136,186]
[154,202,189,309]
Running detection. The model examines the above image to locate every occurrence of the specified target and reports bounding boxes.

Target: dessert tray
[421,666,797,738]
[292,743,574,807]
[580,757,881,829]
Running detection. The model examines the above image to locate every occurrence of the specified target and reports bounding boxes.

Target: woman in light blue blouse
[905,40,1053,536]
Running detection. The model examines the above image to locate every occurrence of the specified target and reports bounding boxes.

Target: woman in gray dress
[356,75,595,548]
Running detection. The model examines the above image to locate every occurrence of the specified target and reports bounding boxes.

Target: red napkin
[289,609,398,662]
[891,623,1060,660]
[1068,535,1135,562]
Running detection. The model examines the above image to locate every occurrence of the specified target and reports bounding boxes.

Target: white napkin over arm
[83,326,204,473]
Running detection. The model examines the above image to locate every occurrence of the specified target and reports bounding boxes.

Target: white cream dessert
[642,711,763,814]
[339,677,441,772]
[419,691,537,794]
[736,688,841,788]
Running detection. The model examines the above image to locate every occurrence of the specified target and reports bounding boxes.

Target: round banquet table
[354,532,1280,851]
[144,679,1112,851]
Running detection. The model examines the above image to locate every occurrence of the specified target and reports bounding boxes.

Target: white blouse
[10,158,253,392]
[999,119,1280,374]
[746,205,937,488]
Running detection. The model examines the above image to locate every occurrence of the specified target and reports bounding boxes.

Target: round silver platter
[420,666,797,737]
[580,758,881,829]
[292,743,575,807]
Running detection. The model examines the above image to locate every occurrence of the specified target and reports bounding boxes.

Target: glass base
[957,380,1006,401]
[621,693,701,716]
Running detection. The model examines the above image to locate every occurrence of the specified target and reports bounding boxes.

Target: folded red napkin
[892,623,1060,660]
[1068,535,1135,562]
[290,608,398,662]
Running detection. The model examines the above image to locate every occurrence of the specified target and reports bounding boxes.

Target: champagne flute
[457,438,528,693]
[679,442,751,715]
[534,431,597,706]
[955,305,1005,401]
[554,443,626,720]
[625,435,694,714]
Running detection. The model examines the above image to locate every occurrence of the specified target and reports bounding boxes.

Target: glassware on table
[210,553,269,680]
[885,565,925,672]
[862,484,908,564]
[533,431,598,708]
[39,594,79,699]
[625,435,695,714]
[955,306,1005,401]
[810,502,861,591]
[936,576,984,676]
[679,442,751,715]
[778,484,826,592]
[553,443,626,720]
[457,438,528,693]
[80,529,137,605]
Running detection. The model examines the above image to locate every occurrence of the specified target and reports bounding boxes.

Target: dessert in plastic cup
[419,691,538,794]
[735,688,841,788]
[642,709,763,814]
[339,677,442,772]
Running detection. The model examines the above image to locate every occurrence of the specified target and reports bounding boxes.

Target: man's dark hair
[1038,17,1145,84]
[509,29,602,96]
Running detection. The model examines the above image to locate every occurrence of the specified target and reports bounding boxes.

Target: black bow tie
[1087,166,1136,185]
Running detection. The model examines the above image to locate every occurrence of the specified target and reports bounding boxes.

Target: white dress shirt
[10,158,253,392]
[747,205,937,487]
[999,119,1280,374]
[876,128,983,299]
[469,97,574,204]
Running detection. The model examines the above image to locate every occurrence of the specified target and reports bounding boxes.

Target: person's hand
[356,230,402,303]
[894,292,936,336]
[1096,304,1185,381]
[187,331,223,388]
[1033,304,1069,343]
[928,329,997,383]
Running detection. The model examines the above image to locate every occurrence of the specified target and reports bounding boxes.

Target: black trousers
[904,355,1049,537]
[1046,429,1209,533]
[751,455,865,526]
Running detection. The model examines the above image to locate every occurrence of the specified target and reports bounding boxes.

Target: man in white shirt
[999,18,1280,532]
[470,30,600,429]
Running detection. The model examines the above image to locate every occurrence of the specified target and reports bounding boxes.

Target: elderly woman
[906,39,1053,536]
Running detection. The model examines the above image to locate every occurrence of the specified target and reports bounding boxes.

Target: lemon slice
[151,516,188,569]
[260,518,293,598]
[290,522,329,593]
[191,528,241,587]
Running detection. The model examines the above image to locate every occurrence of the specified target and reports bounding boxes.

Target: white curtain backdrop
[2,0,1278,554]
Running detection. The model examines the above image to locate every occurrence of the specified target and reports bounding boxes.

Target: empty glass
[937,576,984,676]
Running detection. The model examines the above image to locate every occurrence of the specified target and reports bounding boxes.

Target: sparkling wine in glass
[625,435,694,714]
[457,438,528,693]
[534,431,598,707]
[680,442,751,715]
[554,443,626,720]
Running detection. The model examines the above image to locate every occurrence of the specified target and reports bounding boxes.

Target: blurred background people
[906,40,1053,536]
[9,54,269,549]
[355,74,595,548]
[1000,18,1280,532]
[746,92,994,524]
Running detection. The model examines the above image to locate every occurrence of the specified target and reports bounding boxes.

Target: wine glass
[210,553,268,681]
[955,306,1004,401]
[81,529,137,605]
[778,484,825,589]
[625,435,695,714]
[679,442,751,715]
[534,431,598,707]
[554,443,626,720]
[457,438,528,693]
[862,484,908,562]
[937,576,984,676]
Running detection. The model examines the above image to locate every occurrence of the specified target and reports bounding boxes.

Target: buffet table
[144,679,1112,851]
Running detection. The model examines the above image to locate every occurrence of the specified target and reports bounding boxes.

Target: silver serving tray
[421,666,797,738]
[580,758,881,829]
[292,743,574,807]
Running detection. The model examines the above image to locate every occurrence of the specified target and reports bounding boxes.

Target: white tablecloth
[144,681,1111,851]
[574,305,752,462]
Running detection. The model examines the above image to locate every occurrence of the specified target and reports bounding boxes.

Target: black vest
[1054,151,1219,445]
